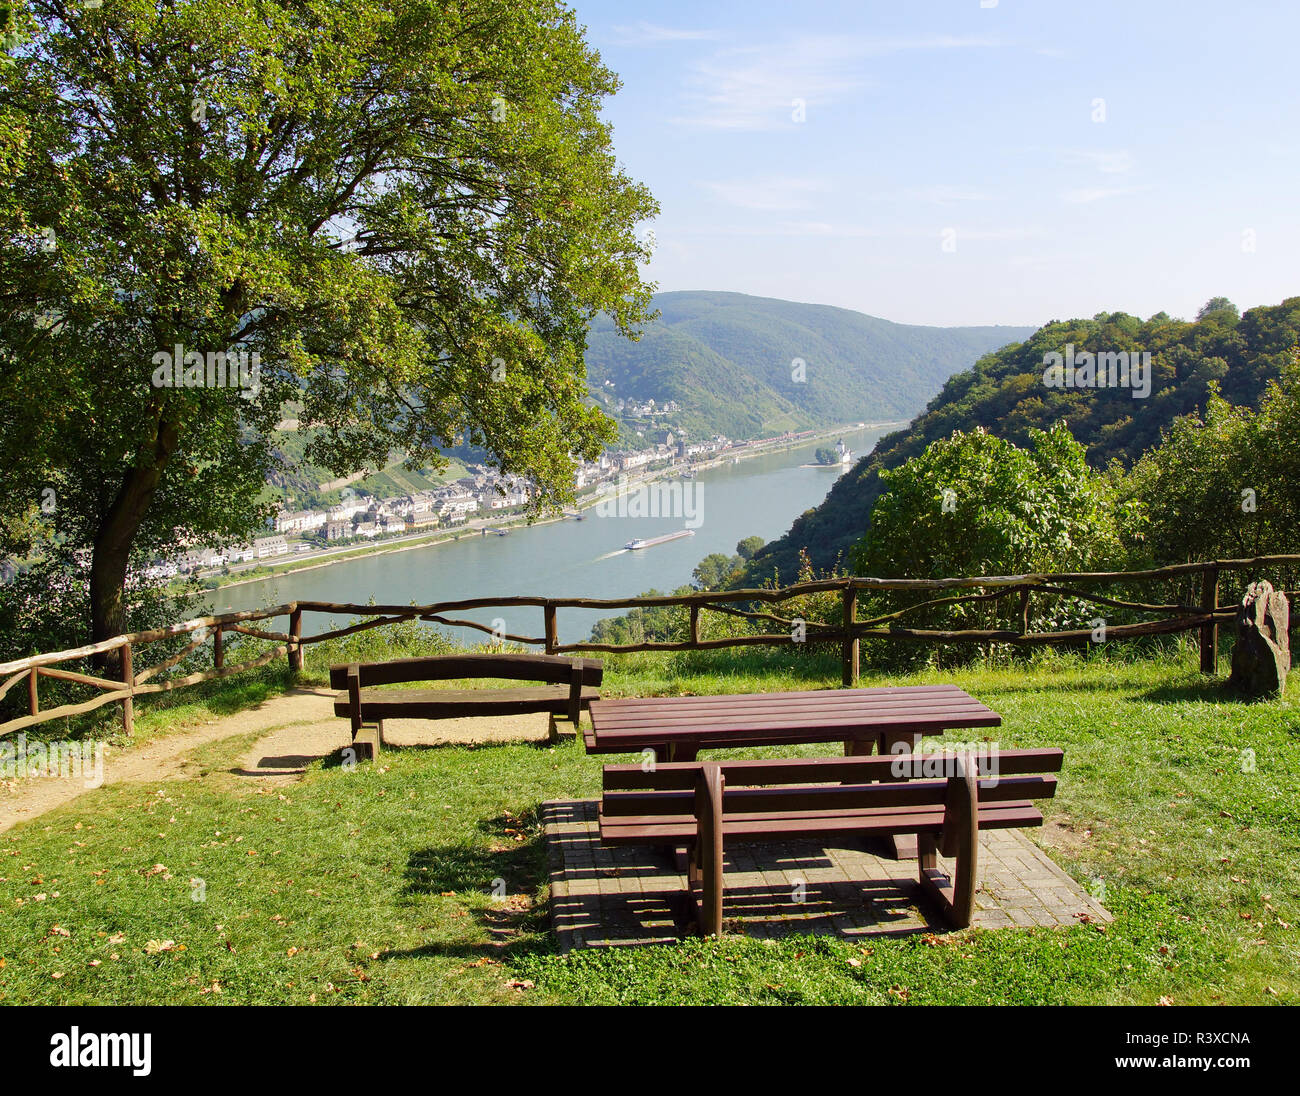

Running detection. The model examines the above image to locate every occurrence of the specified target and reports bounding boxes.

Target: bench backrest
[328,652,603,691]
[601,748,1063,818]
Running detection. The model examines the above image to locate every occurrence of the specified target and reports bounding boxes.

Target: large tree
[0,0,656,657]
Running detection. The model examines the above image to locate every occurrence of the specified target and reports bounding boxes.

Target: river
[209,425,889,644]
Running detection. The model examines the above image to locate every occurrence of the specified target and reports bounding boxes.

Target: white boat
[623,530,695,550]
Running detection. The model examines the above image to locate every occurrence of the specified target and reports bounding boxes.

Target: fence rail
[3,554,1298,739]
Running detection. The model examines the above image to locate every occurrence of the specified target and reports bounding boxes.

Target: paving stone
[543,799,1112,951]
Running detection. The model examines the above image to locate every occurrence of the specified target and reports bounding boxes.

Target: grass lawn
[0,646,1296,1005]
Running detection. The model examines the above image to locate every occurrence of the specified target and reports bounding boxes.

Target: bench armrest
[347,664,362,736]
[567,658,586,724]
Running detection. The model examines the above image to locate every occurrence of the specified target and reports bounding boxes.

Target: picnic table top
[585,683,1002,755]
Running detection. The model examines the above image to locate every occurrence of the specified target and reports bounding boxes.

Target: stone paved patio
[542,799,1111,950]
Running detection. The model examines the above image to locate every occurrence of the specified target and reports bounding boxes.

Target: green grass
[0,646,1296,1005]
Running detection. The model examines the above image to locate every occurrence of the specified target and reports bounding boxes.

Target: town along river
[208,425,890,646]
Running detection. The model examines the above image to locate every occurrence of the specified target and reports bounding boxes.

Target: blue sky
[571,0,1300,327]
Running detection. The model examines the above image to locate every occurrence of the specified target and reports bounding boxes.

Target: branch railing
[2,554,1297,740]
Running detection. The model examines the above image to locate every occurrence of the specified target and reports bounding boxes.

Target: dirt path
[1,687,551,831]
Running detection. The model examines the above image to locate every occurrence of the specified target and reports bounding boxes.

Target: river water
[209,425,889,644]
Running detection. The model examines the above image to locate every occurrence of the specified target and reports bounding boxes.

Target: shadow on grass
[1137,679,1257,705]
[317,736,557,770]
[943,671,1231,703]
[398,809,552,946]
[374,935,558,964]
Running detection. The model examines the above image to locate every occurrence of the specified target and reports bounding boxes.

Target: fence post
[27,668,38,717]
[121,642,134,736]
[1199,565,1219,674]
[1019,586,1030,634]
[841,584,859,687]
[690,603,701,646]
[213,626,224,670]
[544,602,557,654]
[288,607,303,673]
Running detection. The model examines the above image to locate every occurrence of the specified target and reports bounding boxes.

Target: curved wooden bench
[599,747,1063,934]
[329,653,602,758]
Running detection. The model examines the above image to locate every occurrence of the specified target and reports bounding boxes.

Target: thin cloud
[1061,184,1151,204]
[699,176,832,212]
[608,22,721,46]
[1062,149,1136,175]
[672,35,1002,131]
[860,185,995,205]
[674,220,882,239]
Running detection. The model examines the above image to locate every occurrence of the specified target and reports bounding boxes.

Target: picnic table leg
[652,743,700,873]
[652,742,699,764]
[880,730,924,861]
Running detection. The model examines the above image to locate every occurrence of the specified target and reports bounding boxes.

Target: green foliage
[589,589,689,646]
[1120,361,1300,581]
[692,553,742,590]
[747,297,1300,583]
[1197,296,1240,322]
[853,424,1122,580]
[735,535,764,561]
[0,0,655,644]
[585,291,1034,442]
[842,426,1125,662]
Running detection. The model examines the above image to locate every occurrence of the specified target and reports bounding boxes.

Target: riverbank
[197,421,901,595]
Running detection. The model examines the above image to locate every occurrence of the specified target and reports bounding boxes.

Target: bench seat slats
[601,774,1057,816]
[331,684,601,719]
[599,802,1044,846]
[603,748,1063,790]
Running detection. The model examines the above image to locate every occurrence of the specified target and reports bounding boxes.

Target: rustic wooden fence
[2,553,1296,739]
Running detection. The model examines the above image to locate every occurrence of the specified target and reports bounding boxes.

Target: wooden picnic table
[586,684,1003,863]
[584,684,1002,762]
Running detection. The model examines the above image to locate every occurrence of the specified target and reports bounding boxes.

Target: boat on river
[624,530,695,551]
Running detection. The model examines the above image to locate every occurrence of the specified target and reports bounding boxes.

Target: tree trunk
[90,418,180,672]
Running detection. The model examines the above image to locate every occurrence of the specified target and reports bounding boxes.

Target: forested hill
[584,291,1036,440]
[742,297,1300,584]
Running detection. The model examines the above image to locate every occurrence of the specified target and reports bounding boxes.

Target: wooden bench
[599,747,1063,935]
[329,653,603,758]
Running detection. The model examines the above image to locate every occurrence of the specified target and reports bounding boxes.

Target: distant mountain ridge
[584,291,1037,440]
[741,296,1300,585]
